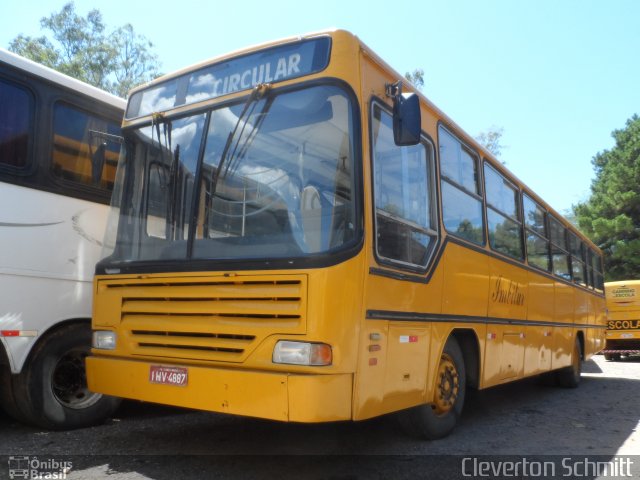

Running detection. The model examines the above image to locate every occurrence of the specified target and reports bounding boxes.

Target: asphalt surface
[0,354,638,479]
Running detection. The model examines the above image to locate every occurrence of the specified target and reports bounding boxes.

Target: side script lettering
[491,276,525,306]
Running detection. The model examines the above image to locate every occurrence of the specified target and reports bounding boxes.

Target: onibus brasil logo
[8,456,72,479]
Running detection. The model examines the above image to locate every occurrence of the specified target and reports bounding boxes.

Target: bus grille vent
[107,278,306,362]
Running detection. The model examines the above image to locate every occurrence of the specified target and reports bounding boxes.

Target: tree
[109,24,161,97]
[9,2,160,98]
[403,68,506,161]
[574,114,640,280]
[404,69,424,90]
[475,126,505,159]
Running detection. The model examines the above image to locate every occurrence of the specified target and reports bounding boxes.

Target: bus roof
[0,47,126,110]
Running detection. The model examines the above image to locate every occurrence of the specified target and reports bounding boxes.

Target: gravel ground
[1,354,638,479]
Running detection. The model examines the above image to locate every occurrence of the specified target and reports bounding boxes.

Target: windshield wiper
[209,83,271,200]
[150,113,180,239]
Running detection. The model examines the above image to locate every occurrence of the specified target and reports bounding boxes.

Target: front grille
[100,275,306,362]
[133,330,255,354]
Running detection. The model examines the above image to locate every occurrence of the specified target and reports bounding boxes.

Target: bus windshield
[102,84,358,267]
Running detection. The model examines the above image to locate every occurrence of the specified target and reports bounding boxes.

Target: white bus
[0,48,125,429]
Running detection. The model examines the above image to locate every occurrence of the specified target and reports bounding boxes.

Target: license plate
[149,365,188,387]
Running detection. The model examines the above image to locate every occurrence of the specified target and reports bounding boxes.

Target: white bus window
[0,78,33,169]
[52,103,121,189]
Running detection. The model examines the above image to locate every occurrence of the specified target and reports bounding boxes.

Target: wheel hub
[433,353,459,415]
[51,348,102,409]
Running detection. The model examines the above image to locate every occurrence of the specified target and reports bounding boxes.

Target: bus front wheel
[397,337,466,440]
[7,322,120,430]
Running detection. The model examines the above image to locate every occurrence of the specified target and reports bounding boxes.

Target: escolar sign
[608,319,640,330]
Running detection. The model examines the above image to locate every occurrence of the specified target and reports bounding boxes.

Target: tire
[536,371,557,387]
[556,337,582,388]
[0,363,30,424]
[397,337,466,440]
[604,353,620,362]
[8,323,120,430]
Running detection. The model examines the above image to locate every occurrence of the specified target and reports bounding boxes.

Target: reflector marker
[1,330,38,337]
[399,335,418,343]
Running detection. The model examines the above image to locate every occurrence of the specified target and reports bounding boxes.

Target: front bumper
[87,356,353,422]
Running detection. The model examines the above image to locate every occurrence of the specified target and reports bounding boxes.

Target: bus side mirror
[392,91,421,146]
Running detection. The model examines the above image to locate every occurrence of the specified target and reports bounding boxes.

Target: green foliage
[9,2,160,98]
[404,68,424,90]
[455,219,484,245]
[490,217,523,259]
[110,24,161,97]
[574,114,640,280]
[475,126,505,159]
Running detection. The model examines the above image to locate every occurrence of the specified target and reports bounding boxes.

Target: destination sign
[127,37,332,119]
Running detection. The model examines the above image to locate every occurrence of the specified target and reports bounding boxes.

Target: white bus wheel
[11,323,121,430]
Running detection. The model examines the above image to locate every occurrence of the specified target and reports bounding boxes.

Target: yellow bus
[603,281,640,361]
[87,29,606,439]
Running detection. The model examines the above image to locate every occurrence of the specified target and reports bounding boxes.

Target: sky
[2,0,639,215]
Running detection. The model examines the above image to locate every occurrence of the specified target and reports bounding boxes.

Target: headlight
[92,331,117,350]
[272,340,332,366]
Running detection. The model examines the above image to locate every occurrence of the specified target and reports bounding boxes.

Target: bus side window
[484,162,523,260]
[439,126,484,245]
[372,103,437,270]
[523,194,551,272]
[0,78,33,170]
[593,250,604,291]
[549,216,571,280]
[51,102,120,190]
[569,233,587,286]
[587,248,604,290]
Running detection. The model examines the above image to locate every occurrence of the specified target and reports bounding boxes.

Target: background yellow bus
[603,281,640,361]
[87,29,606,439]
